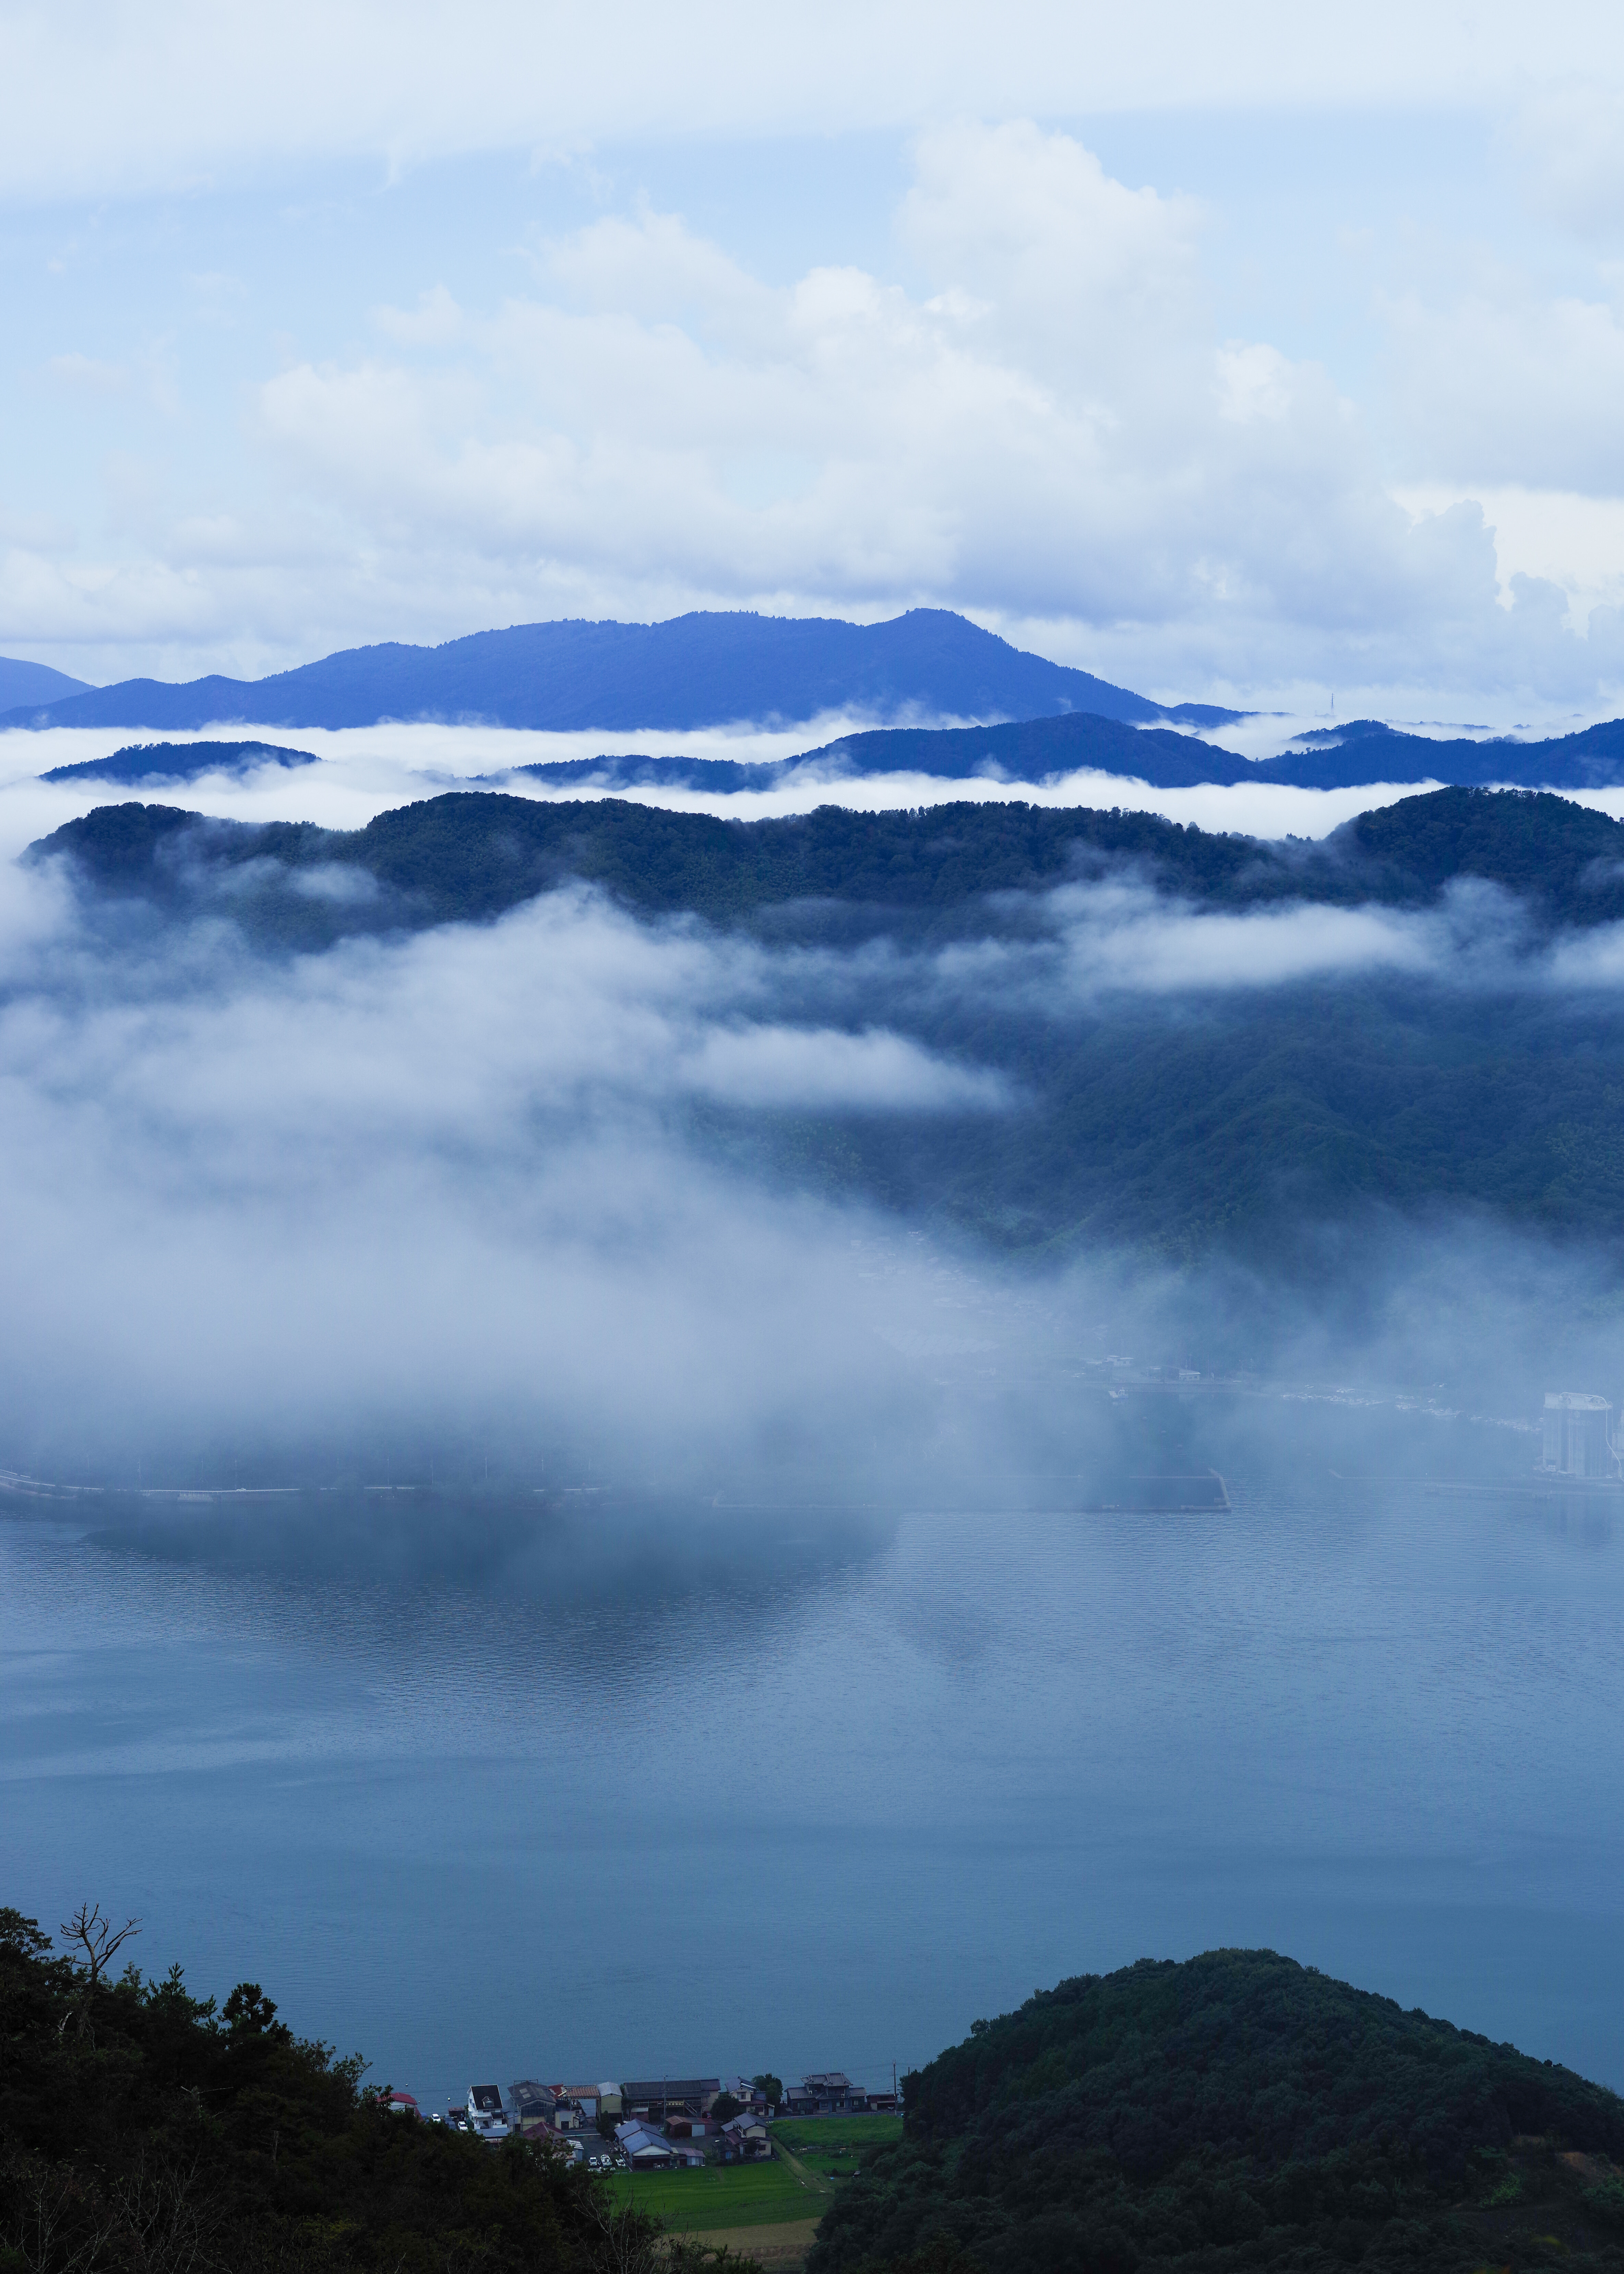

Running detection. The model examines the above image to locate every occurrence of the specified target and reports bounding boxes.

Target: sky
[4,1,1624,714]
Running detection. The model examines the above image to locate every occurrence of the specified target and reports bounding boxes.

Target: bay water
[4,1477,1622,2113]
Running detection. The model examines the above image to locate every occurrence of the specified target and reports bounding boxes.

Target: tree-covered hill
[39,739,318,786]
[1269,714,1624,792]
[756,714,1624,794]
[29,784,1624,941]
[809,1950,1624,2274]
[503,713,1257,795]
[0,1903,747,2274]
[28,787,1624,1258]
[499,714,1624,798]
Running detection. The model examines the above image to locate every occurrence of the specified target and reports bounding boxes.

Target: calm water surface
[4,1482,1622,2111]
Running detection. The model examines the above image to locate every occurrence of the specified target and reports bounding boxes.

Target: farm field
[770,2115,904,2176]
[602,2152,820,2233]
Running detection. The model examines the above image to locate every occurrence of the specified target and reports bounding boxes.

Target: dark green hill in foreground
[0,1904,745,2274]
[810,1950,1624,2274]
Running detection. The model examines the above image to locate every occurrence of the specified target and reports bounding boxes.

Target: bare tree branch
[110,2145,217,2274]
[57,1902,142,2042]
[1,2151,118,2274]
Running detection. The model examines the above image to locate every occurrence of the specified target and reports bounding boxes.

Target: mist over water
[8,727,1624,2113]
[9,1463,1624,2121]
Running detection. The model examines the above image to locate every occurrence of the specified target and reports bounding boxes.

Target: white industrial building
[1541,1392,1620,1479]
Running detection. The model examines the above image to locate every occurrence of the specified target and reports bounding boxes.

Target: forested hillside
[0,1903,746,2274]
[39,739,318,786]
[810,1950,1624,2274]
[28,787,1624,1256]
[32,784,1624,939]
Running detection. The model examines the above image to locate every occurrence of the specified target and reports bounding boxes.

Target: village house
[466,2085,510,2143]
[620,2077,722,2120]
[614,2119,676,2168]
[507,2081,556,2127]
[785,2072,860,2115]
[720,2111,771,2160]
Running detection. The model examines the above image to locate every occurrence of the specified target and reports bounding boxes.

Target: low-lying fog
[3,722,1624,1519]
[18,717,1624,856]
[11,719,1624,2105]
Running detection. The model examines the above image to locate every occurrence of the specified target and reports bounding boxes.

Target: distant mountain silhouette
[495,708,1624,796]
[0,609,1239,733]
[1261,715,1624,790]
[499,711,1255,793]
[0,655,92,709]
[41,740,319,786]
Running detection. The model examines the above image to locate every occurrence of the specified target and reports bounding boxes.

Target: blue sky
[4,0,1624,714]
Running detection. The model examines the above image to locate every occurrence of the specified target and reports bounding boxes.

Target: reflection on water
[5,1477,1624,2119]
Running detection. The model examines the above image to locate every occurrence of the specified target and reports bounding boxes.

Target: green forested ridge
[808,1950,1624,2274]
[0,1905,751,2274]
[29,786,1624,937]
[27,786,1624,1255]
[809,981,1624,1256]
[39,739,318,786]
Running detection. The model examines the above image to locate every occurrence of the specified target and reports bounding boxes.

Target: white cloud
[4,2,1624,205]
[682,1021,1006,1110]
[1511,81,1624,240]
[47,352,130,394]
[227,122,1624,707]
[0,854,1022,1469]
[373,283,465,347]
[1050,886,1438,991]
[1393,483,1624,629]
[5,744,1624,1474]
[1383,273,1624,493]
[8,111,1624,711]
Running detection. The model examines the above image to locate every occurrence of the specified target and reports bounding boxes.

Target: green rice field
[771,2115,904,2175]
[600,2119,904,2234]
[602,2153,819,2233]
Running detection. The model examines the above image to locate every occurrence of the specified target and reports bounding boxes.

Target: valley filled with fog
[9,716,1624,2110]
[16,13,1624,2265]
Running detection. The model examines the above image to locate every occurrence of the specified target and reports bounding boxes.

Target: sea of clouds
[5,720,1624,1508]
[18,717,1624,867]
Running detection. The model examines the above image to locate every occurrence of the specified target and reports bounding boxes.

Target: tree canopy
[808,1950,1624,2274]
[0,1903,755,2274]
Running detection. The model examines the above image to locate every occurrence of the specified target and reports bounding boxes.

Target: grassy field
[601,2119,905,2236]
[602,2153,820,2234]
[770,2115,904,2176]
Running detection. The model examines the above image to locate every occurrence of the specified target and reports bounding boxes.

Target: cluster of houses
[407,2070,897,2160]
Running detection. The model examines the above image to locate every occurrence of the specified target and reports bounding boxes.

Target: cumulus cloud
[8,107,1624,709]
[218,120,1622,710]
[1383,270,1624,493]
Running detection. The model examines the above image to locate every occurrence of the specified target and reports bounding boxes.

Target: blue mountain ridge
[0,608,1238,734]
[495,709,1624,795]
[34,712,1624,803]
[0,655,92,708]
[41,740,320,787]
